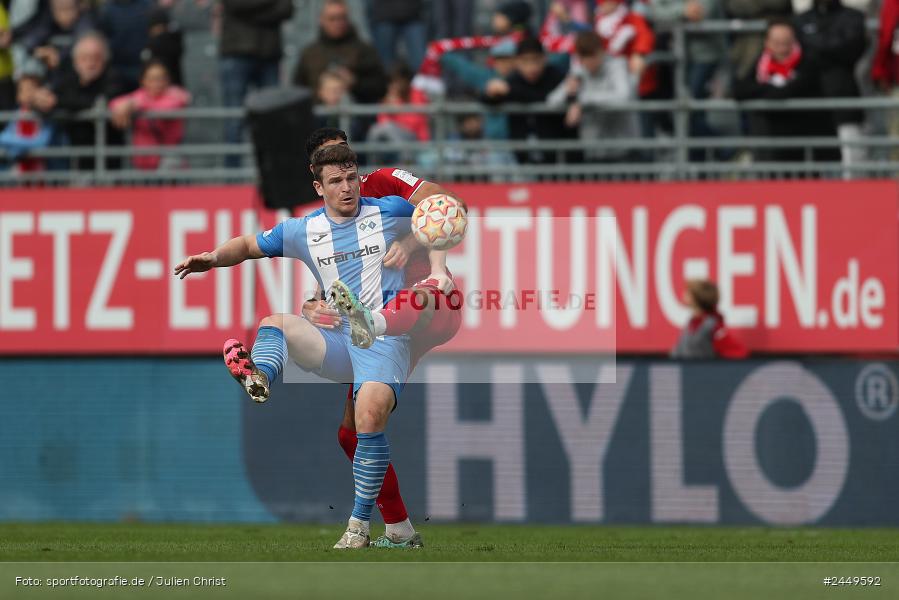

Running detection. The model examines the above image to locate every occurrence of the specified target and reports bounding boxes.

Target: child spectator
[366,64,429,163]
[315,67,351,129]
[109,59,190,170]
[0,74,55,173]
[548,30,635,161]
[670,279,748,359]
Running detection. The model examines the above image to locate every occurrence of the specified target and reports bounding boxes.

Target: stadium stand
[0,0,895,185]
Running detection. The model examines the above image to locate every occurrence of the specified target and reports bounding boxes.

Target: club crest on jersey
[358,219,377,232]
[316,244,381,267]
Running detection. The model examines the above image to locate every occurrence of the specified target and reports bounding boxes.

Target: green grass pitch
[1,523,897,599]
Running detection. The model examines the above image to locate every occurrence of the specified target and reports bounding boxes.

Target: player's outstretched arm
[427,248,453,294]
[173,234,264,279]
[411,181,467,211]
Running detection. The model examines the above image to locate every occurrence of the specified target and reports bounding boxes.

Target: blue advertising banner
[2,358,897,525]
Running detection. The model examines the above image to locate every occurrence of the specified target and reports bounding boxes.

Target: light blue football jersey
[256,196,415,308]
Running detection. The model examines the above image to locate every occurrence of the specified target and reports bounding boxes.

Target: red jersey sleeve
[360,168,425,201]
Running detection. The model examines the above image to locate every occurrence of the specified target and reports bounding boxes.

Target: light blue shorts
[311,324,410,402]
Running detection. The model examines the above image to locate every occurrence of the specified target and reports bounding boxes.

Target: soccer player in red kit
[300,128,463,547]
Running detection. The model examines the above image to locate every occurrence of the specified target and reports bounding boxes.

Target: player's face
[315,164,361,218]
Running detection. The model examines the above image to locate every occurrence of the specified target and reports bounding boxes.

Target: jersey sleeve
[256,222,285,257]
[380,194,416,219]
[255,217,308,260]
[362,168,424,200]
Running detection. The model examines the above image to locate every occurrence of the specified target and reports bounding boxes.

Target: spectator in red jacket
[594,0,656,98]
[366,64,429,164]
[595,0,661,142]
[872,0,899,158]
[671,279,749,359]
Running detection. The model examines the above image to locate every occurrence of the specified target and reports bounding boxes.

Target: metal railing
[0,18,894,187]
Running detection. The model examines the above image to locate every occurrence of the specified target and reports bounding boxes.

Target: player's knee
[354,398,391,432]
[258,314,285,330]
[354,409,383,433]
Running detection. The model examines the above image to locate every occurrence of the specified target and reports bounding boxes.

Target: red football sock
[381,291,426,336]
[337,424,409,524]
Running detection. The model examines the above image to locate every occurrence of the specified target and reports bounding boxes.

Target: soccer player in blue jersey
[173,144,447,548]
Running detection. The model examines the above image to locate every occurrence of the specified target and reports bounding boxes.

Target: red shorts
[386,279,463,369]
[410,288,462,367]
[401,252,462,367]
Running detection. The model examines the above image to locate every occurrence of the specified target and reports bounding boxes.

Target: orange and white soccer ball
[411,194,467,250]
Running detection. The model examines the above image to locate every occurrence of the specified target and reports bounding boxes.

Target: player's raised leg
[223,313,330,402]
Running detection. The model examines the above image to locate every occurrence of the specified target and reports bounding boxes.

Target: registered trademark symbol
[854,363,898,422]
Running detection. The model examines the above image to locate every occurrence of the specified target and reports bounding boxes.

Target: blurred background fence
[3,96,899,186]
[1,17,896,186]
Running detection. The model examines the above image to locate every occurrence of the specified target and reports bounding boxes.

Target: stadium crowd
[0,0,898,174]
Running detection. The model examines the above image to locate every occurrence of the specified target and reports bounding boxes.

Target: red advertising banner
[0,181,896,354]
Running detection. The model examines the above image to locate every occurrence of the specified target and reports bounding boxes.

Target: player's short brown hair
[310,143,358,182]
[574,31,603,57]
[686,279,719,314]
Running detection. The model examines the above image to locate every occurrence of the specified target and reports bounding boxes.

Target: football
[411,194,468,250]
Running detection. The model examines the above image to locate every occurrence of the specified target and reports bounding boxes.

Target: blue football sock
[251,326,286,384]
[351,432,390,523]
